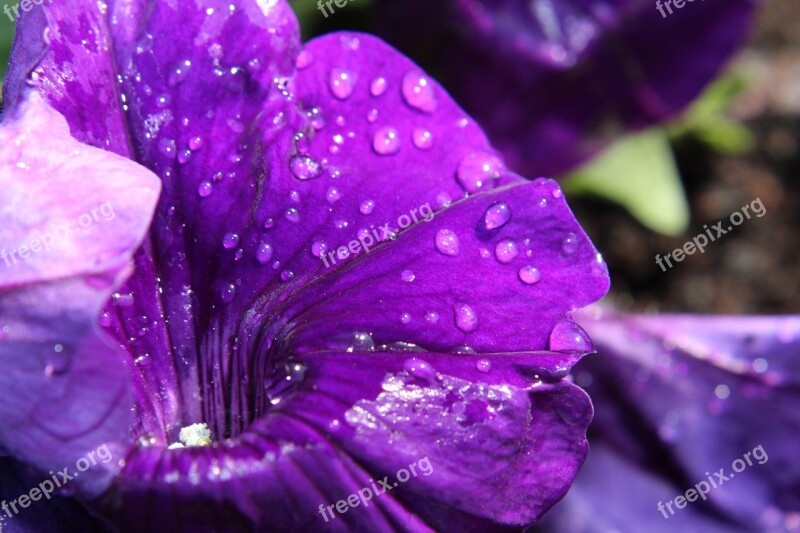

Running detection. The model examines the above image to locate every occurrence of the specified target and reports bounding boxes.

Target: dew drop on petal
[359,199,376,215]
[329,68,355,100]
[222,233,239,249]
[484,202,511,230]
[263,218,274,230]
[372,127,401,155]
[476,359,492,373]
[401,70,437,113]
[548,319,593,353]
[347,332,375,352]
[280,270,295,282]
[168,59,192,87]
[221,283,236,303]
[457,151,504,193]
[454,303,478,333]
[290,154,322,181]
[400,312,412,324]
[561,232,579,255]
[255,243,273,264]
[189,136,204,150]
[198,180,213,197]
[370,77,387,96]
[552,186,563,199]
[311,240,328,257]
[326,187,342,204]
[518,265,542,285]
[412,128,434,150]
[367,109,379,123]
[285,208,300,223]
[295,49,313,69]
[494,239,519,264]
[425,311,439,324]
[401,270,415,282]
[404,358,436,381]
[435,229,460,256]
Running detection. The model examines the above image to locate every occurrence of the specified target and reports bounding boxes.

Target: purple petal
[375,0,759,175]
[0,94,160,497]
[536,307,800,531]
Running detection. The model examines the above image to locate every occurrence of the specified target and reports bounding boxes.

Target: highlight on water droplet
[494,239,519,264]
[401,70,437,113]
[454,303,478,333]
[484,202,511,230]
[329,68,355,100]
[435,229,460,256]
[372,127,401,155]
[289,154,322,181]
[412,128,434,150]
[518,265,542,285]
[457,151,504,193]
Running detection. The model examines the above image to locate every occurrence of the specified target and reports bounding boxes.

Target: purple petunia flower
[536,307,800,532]
[0,1,609,530]
[374,0,760,176]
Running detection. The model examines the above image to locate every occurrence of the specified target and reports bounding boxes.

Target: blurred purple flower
[0,0,609,530]
[375,0,759,176]
[534,307,800,532]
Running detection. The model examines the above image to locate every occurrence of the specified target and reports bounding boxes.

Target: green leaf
[562,129,689,236]
[0,16,14,84]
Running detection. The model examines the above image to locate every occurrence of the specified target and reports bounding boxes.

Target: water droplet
[347,332,375,352]
[454,303,478,333]
[285,208,300,223]
[435,229,460,256]
[400,312,412,324]
[457,151,504,193]
[370,77,387,96]
[263,218,274,230]
[425,311,439,324]
[156,94,171,108]
[98,311,111,328]
[404,358,436,381]
[476,359,492,373]
[289,190,301,203]
[198,181,213,197]
[158,138,177,158]
[714,384,730,400]
[189,136,204,150]
[401,270,415,282]
[561,232,579,255]
[295,49,313,69]
[484,202,511,230]
[311,240,328,257]
[548,319,592,353]
[222,233,239,249]
[168,60,192,86]
[436,192,452,208]
[221,283,236,303]
[367,109,379,123]
[326,187,342,204]
[329,68,355,100]
[552,187,563,199]
[359,199,376,215]
[177,149,192,164]
[372,127,401,155]
[494,239,518,264]
[412,128,434,150]
[402,70,437,113]
[290,154,322,180]
[518,265,542,285]
[280,270,295,282]
[255,243,273,264]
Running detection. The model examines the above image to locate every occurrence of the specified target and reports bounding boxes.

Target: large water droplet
[329,68,355,100]
[347,332,375,352]
[255,243,273,264]
[412,128,434,150]
[484,202,511,230]
[372,127,401,155]
[518,265,542,285]
[370,77,387,96]
[404,358,436,381]
[494,239,518,264]
[548,319,592,353]
[561,232,579,255]
[290,154,322,181]
[222,233,239,249]
[435,229,460,256]
[457,151,504,193]
[402,70,437,113]
[359,199,376,215]
[454,303,478,333]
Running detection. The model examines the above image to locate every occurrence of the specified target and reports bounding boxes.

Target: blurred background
[1,1,797,315]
